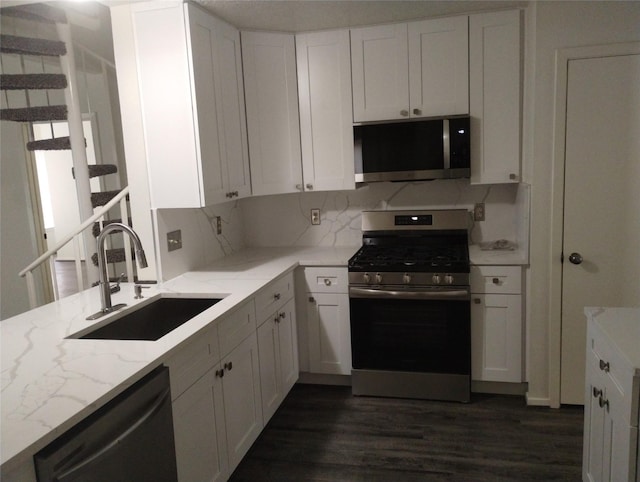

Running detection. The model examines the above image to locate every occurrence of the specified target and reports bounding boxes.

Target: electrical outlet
[167,230,182,251]
[311,208,321,225]
[216,216,222,235]
[474,203,485,222]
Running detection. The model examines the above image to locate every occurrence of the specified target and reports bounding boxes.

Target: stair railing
[19,186,132,309]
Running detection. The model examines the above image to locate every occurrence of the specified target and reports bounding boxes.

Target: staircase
[1,3,137,306]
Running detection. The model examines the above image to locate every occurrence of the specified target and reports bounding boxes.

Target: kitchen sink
[72,297,223,341]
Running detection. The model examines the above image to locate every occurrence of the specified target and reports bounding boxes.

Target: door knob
[568,252,583,265]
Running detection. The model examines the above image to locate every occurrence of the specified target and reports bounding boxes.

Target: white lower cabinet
[257,297,298,423]
[301,267,351,376]
[173,368,228,482]
[220,332,263,472]
[583,310,639,482]
[470,265,523,383]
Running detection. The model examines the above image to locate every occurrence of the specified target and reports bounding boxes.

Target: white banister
[19,187,130,279]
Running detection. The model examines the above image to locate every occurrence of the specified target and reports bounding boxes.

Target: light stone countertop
[1,243,524,475]
[585,307,640,375]
[0,246,357,477]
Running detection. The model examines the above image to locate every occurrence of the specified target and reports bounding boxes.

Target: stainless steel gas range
[348,209,471,402]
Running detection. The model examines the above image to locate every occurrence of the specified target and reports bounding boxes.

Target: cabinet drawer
[588,323,638,426]
[303,267,348,294]
[471,266,521,294]
[218,300,257,357]
[255,272,294,319]
[167,327,219,400]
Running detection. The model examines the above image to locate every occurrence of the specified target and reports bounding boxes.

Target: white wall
[0,122,46,320]
[526,0,640,406]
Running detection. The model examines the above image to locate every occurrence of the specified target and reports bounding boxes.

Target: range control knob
[375,272,383,284]
[432,274,441,284]
[444,274,454,285]
[363,273,371,284]
[403,273,412,284]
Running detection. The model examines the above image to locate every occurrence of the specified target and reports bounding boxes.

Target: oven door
[349,285,471,376]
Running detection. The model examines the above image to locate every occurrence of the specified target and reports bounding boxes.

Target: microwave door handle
[349,286,469,301]
[442,118,450,170]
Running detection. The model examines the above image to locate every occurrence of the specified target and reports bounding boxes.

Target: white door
[560,53,640,405]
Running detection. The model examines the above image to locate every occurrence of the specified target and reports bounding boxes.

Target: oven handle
[349,286,470,301]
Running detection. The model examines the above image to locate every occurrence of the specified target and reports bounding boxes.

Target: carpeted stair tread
[0,105,67,122]
[91,190,128,208]
[1,73,67,91]
[27,136,72,151]
[92,218,133,238]
[91,248,133,266]
[0,4,67,24]
[0,34,66,57]
[73,164,117,179]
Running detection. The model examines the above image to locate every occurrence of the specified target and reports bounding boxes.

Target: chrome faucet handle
[109,273,126,294]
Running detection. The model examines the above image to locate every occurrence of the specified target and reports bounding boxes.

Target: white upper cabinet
[408,16,469,118]
[469,9,522,184]
[351,16,468,123]
[124,2,250,208]
[350,23,409,122]
[296,29,355,192]
[242,31,303,196]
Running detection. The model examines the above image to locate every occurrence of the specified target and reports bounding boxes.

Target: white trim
[548,41,640,409]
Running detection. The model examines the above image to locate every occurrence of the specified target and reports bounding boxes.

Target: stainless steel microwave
[354,116,470,183]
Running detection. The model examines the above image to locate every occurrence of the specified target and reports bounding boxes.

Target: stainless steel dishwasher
[34,366,178,482]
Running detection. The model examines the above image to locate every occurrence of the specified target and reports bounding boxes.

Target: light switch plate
[167,230,182,251]
[474,203,485,222]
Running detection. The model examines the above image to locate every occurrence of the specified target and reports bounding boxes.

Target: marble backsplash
[155,179,529,280]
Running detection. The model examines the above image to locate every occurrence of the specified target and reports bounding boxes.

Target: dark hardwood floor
[229,384,583,482]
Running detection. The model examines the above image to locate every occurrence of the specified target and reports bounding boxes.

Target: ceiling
[191,0,527,33]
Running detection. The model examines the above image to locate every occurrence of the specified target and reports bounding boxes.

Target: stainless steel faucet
[87,223,148,320]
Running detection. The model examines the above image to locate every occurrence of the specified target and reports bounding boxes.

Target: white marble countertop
[585,307,640,374]
[0,246,356,476]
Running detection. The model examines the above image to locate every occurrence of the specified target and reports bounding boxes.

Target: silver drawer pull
[593,387,602,398]
[274,292,281,301]
[324,278,332,286]
[598,395,609,411]
[599,359,610,372]
[492,277,500,285]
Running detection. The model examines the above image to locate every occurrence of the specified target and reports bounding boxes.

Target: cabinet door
[212,15,251,200]
[584,363,606,482]
[306,293,351,375]
[296,30,355,192]
[470,9,522,184]
[350,23,409,122]
[173,368,228,482]
[471,293,522,382]
[277,298,299,395]
[242,31,302,195]
[257,315,282,424]
[221,333,263,472]
[408,16,469,117]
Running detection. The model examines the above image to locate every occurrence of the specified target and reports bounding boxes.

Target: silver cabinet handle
[593,387,602,398]
[224,361,233,371]
[599,359,610,372]
[509,173,517,180]
[306,183,313,190]
[473,298,482,304]
[279,312,286,319]
[400,109,409,117]
[295,184,303,191]
[216,368,225,378]
[413,108,422,115]
[274,292,281,301]
[598,395,609,410]
[308,296,315,303]
[324,278,332,286]
[492,277,501,285]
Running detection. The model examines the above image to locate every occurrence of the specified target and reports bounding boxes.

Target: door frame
[548,41,640,408]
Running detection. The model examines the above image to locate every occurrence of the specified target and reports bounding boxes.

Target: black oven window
[350,298,470,375]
